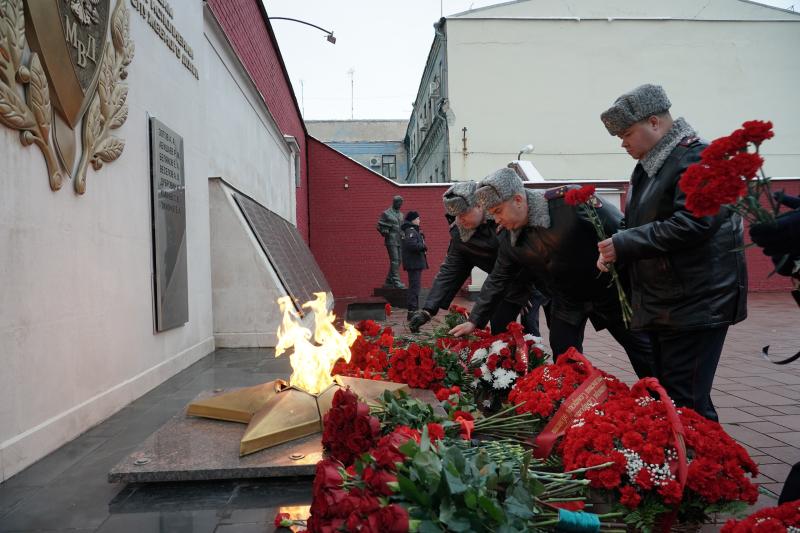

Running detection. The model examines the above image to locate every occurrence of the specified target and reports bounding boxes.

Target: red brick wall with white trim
[308,138,452,299]
[206,0,309,241]
[309,136,797,298]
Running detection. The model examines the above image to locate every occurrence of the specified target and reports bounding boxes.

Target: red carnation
[274,512,292,528]
[426,422,445,441]
[564,185,596,206]
[740,120,774,146]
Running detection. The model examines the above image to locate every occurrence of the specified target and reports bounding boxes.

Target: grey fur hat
[442,181,478,216]
[474,168,525,209]
[600,84,672,136]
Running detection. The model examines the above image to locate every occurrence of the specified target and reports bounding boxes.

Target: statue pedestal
[373,287,429,309]
[334,296,388,322]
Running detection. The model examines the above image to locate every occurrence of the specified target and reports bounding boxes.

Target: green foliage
[396,441,571,532]
[375,390,437,431]
[618,494,670,533]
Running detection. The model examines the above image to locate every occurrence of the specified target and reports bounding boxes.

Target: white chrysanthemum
[471,379,480,388]
[471,348,489,364]
[489,340,508,354]
[523,334,542,344]
[492,368,517,389]
[480,363,492,382]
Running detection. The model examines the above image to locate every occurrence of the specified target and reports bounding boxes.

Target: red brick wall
[309,138,798,298]
[308,138,452,299]
[206,0,309,241]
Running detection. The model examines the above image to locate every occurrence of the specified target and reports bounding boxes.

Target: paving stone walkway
[0,293,796,532]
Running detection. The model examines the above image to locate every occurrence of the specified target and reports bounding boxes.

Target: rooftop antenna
[347,68,355,119]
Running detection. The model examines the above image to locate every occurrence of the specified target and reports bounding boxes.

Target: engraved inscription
[150,117,188,330]
[129,0,198,79]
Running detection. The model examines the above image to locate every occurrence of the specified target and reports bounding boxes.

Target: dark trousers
[490,294,545,337]
[550,315,653,380]
[406,269,422,310]
[780,462,800,504]
[648,326,728,422]
[385,244,404,287]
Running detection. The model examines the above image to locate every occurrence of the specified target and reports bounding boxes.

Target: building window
[283,135,301,188]
[381,155,396,179]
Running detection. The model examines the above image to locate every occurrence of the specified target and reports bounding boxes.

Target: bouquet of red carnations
[561,378,758,532]
[679,119,779,223]
[508,348,628,457]
[466,322,549,412]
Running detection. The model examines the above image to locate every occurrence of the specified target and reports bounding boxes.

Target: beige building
[407,0,800,183]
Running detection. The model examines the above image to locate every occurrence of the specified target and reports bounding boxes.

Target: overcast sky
[263,0,797,121]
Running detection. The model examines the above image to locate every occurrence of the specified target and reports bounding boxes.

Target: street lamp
[268,17,336,44]
[517,144,534,160]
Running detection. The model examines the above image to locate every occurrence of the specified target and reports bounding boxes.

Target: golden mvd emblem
[0,0,134,194]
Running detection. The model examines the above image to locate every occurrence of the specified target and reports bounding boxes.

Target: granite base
[109,387,438,483]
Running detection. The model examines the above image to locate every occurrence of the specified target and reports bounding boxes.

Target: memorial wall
[0,0,302,480]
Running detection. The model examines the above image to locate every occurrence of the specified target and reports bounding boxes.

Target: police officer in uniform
[408,181,545,335]
[597,84,747,421]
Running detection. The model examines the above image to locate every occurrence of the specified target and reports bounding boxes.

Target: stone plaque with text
[150,117,188,331]
[233,193,331,315]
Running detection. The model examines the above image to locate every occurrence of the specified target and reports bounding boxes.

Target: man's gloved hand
[408,310,432,333]
[749,208,800,257]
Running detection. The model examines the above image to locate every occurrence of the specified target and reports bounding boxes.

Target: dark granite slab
[108,408,322,483]
[109,387,439,484]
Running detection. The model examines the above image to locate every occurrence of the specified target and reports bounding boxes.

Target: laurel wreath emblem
[0,0,134,194]
[75,0,134,194]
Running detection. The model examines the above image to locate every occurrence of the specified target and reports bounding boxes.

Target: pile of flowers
[722,499,800,532]
[307,390,623,533]
[332,320,393,381]
[560,379,758,531]
[333,319,469,392]
[293,313,766,533]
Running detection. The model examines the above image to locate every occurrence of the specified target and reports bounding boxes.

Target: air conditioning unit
[369,156,381,167]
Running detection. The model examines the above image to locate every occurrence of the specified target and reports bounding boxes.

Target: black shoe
[407,311,414,321]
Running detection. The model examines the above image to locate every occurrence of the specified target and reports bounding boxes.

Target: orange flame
[275,292,359,395]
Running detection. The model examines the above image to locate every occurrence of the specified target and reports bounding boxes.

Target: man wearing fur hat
[597,84,747,421]
[449,168,653,380]
[408,181,545,335]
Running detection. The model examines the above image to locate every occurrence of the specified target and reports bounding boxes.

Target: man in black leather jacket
[449,168,653,379]
[749,193,800,505]
[597,84,747,421]
[408,181,545,335]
